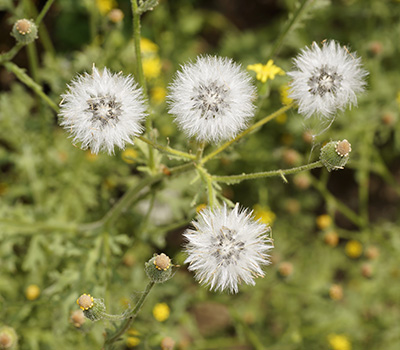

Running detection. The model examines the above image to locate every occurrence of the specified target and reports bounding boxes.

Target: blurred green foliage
[0,0,400,349]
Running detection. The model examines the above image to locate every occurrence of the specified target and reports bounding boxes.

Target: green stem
[311,176,366,228]
[131,0,147,97]
[138,135,196,160]
[213,161,323,184]
[35,0,55,25]
[269,0,311,58]
[196,141,206,162]
[104,281,155,348]
[3,62,58,112]
[0,43,24,63]
[26,42,39,82]
[201,103,295,164]
[197,166,216,207]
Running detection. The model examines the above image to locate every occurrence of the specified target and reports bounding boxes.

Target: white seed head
[287,40,368,119]
[59,66,147,155]
[184,203,273,293]
[168,55,256,143]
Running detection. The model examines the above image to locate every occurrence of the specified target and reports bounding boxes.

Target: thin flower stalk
[201,102,296,164]
[138,135,196,160]
[212,160,323,184]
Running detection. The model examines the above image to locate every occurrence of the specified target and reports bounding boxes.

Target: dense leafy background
[0,0,399,349]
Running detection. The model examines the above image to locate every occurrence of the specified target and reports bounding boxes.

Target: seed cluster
[86,95,122,127]
[191,81,229,119]
[308,65,343,97]
[212,226,245,266]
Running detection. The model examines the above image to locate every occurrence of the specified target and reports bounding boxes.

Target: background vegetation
[0,0,399,349]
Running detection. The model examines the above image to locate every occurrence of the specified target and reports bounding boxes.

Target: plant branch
[213,160,323,184]
[201,102,295,164]
[138,135,196,160]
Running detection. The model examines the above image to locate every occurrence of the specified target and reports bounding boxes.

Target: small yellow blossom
[279,84,294,105]
[140,38,159,54]
[345,240,363,258]
[396,91,400,108]
[96,0,116,15]
[126,334,140,348]
[316,214,332,230]
[328,334,352,350]
[25,284,40,300]
[196,203,207,213]
[275,113,287,124]
[253,205,276,226]
[143,57,162,80]
[153,302,170,322]
[247,60,285,83]
[329,284,343,301]
[121,148,138,164]
[151,86,167,104]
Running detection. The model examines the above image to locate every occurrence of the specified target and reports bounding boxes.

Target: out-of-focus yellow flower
[396,91,400,107]
[143,57,162,79]
[345,240,362,258]
[121,148,138,164]
[85,151,98,162]
[96,0,116,15]
[108,8,124,23]
[247,60,285,83]
[25,284,40,300]
[279,84,294,105]
[253,205,276,226]
[196,203,207,213]
[316,214,332,230]
[324,231,339,247]
[140,38,158,54]
[275,112,287,124]
[328,334,352,350]
[153,302,170,322]
[126,328,140,347]
[151,86,167,104]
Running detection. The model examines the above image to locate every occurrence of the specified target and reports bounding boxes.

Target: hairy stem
[213,161,323,184]
[35,0,55,25]
[201,103,295,164]
[104,281,155,348]
[138,135,196,160]
[197,166,216,207]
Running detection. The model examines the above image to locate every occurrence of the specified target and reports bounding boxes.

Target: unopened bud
[11,19,38,44]
[320,139,351,172]
[278,262,293,277]
[76,294,106,322]
[70,310,86,328]
[0,326,18,349]
[161,336,176,350]
[108,9,124,23]
[145,253,173,283]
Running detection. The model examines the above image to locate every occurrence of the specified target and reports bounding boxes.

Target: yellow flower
[140,38,158,54]
[275,112,287,124]
[25,284,40,300]
[329,284,343,301]
[121,148,138,164]
[396,91,400,107]
[126,336,140,348]
[328,334,352,350]
[96,0,116,15]
[253,205,276,226]
[247,60,285,83]
[143,57,162,80]
[151,86,167,104]
[196,203,207,213]
[345,240,363,258]
[279,84,294,105]
[153,302,170,322]
[316,214,332,230]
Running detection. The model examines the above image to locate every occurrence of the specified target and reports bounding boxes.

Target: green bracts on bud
[145,253,173,283]
[320,139,352,172]
[11,19,38,45]
[0,326,18,350]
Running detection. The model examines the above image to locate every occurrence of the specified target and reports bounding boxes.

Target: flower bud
[329,284,343,301]
[70,310,85,328]
[320,139,351,172]
[278,262,293,277]
[161,336,176,350]
[0,326,18,349]
[76,294,106,322]
[11,19,38,45]
[145,253,173,283]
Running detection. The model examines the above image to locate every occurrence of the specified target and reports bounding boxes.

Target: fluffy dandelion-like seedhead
[59,66,146,155]
[288,40,367,119]
[184,203,273,293]
[168,55,256,143]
